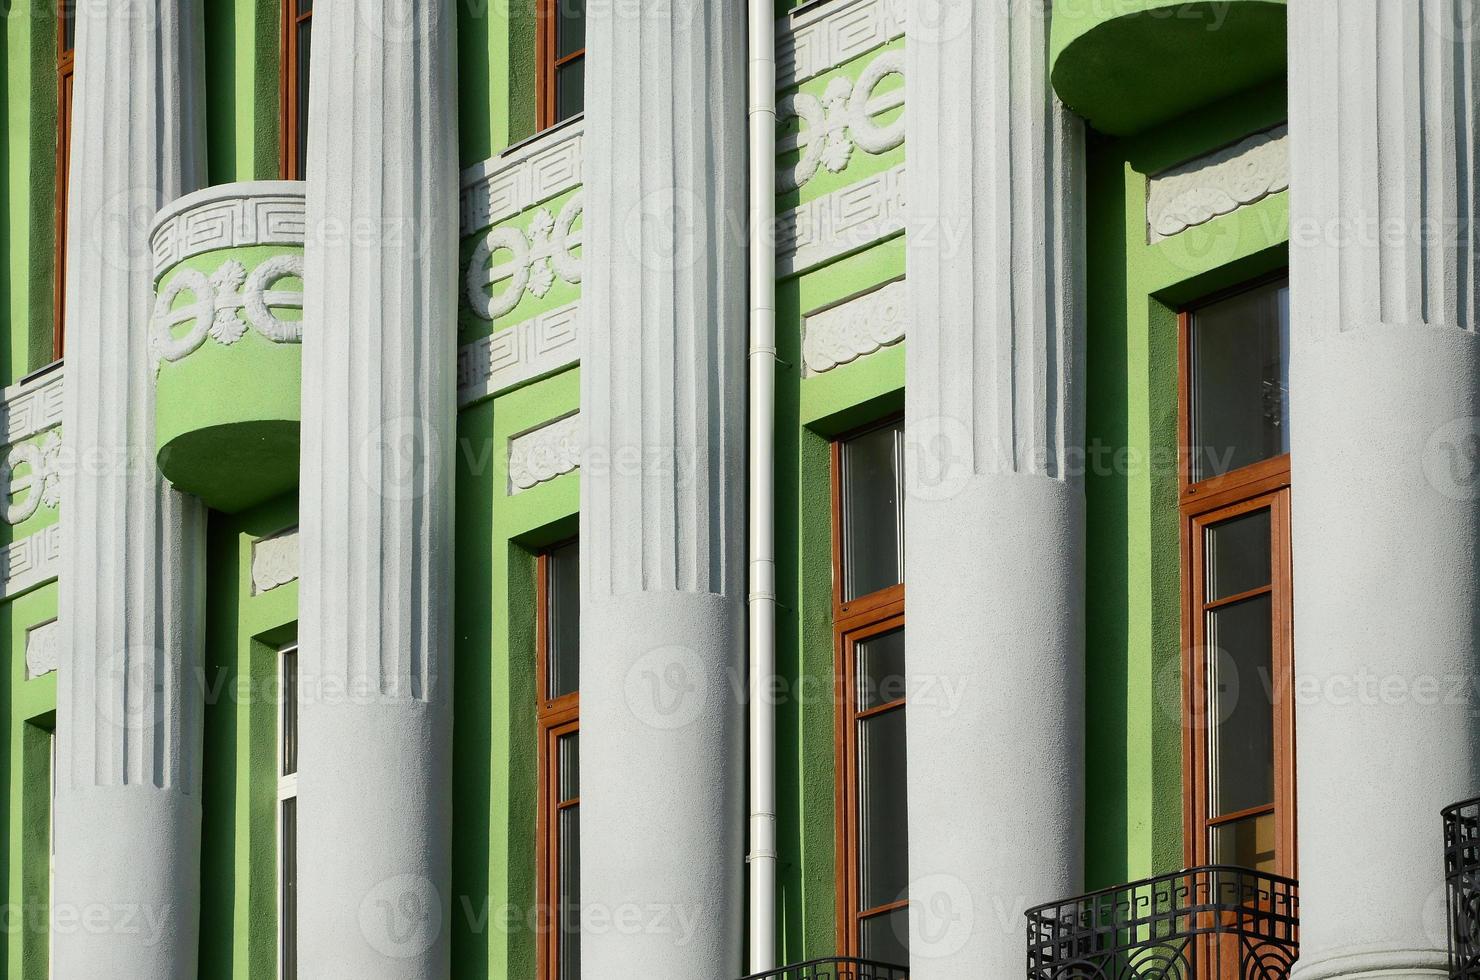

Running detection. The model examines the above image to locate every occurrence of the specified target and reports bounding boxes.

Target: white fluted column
[905,1,1086,974]
[1289,3,1479,977]
[580,0,747,974]
[53,1,209,977]
[297,2,458,976]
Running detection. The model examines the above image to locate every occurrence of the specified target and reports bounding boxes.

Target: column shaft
[1289,2,1480,976]
[298,2,459,976]
[580,0,748,974]
[905,0,1086,974]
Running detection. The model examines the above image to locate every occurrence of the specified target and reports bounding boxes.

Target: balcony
[1445,797,1480,978]
[738,957,907,980]
[1026,866,1299,979]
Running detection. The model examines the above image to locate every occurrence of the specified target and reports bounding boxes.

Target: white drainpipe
[746,0,779,972]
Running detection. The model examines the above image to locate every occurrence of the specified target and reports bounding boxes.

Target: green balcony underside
[1050,0,1287,137]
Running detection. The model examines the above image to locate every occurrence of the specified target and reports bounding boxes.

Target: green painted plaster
[205,0,280,184]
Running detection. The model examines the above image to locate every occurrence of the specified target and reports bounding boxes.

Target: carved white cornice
[778,0,906,89]
[803,278,907,375]
[458,301,581,407]
[459,120,585,238]
[778,162,906,276]
[251,525,299,595]
[150,180,307,280]
[508,413,580,495]
[1147,124,1289,243]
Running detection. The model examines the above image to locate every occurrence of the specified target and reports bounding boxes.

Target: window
[832,419,909,965]
[1180,275,1296,877]
[54,0,75,358]
[537,0,585,130]
[278,644,299,980]
[537,541,580,980]
[280,0,312,179]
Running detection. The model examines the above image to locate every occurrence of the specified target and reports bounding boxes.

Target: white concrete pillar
[905,0,1086,975]
[53,1,209,976]
[297,1,459,976]
[1289,2,1479,976]
[580,0,747,974]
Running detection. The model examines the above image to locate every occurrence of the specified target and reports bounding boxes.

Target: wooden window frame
[1177,274,1297,878]
[830,418,907,959]
[536,0,585,131]
[54,0,75,360]
[279,0,312,180]
[536,544,579,980]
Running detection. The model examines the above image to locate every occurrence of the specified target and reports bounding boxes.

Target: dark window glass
[1190,280,1290,481]
[60,0,76,52]
[1205,509,1271,602]
[558,732,580,980]
[841,421,905,601]
[857,628,906,713]
[296,17,312,176]
[1211,811,1276,874]
[555,58,585,126]
[280,796,298,979]
[861,906,910,967]
[858,705,909,912]
[547,541,580,700]
[555,0,584,59]
[297,0,311,12]
[558,732,579,803]
[281,646,298,777]
[1207,593,1275,817]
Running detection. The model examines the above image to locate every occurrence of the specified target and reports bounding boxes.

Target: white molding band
[250,526,299,595]
[1147,124,1288,242]
[150,180,307,279]
[25,618,59,680]
[777,0,905,89]
[802,278,906,375]
[0,366,64,447]
[0,367,66,531]
[777,162,906,277]
[507,413,580,495]
[457,301,581,407]
[459,121,585,238]
[2,523,61,600]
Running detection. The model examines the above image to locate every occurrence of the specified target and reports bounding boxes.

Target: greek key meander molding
[778,0,905,89]
[460,123,584,238]
[779,49,904,192]
[1,523,61,600]
[779,163,906,277]
[151,187,306,278]
[458,302,581,406]
[508,413,580,495]
[252,526,300,595]
[803,278,907,375]
[25,619,58,679]
[0,369,64,595]
[151,255,307,371]
[1147,124,1289,243]
[465,196,584,322]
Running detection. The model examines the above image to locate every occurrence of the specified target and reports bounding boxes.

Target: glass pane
[1190,280,1290,481]
[281,797,297,980]
[842,421,904,601]
[555,0,585,59]
[1207,594,1275,817]
[61,0,76,52]
[555,58,584,124]
[296,19,312,176]
[558,732,579,804]
[281,647,298,777]
[860,905,910,968]
[1211,811,1277,874]
[547,542,581,700]
[559,804,581,980]
[1205,509,1271,602]
[859,707,909,912]
[297,0,312,13]
[857,627,906,712]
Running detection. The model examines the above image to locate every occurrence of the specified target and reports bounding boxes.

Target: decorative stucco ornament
[466,192,585,321]
[508,413,581,494]
[150,254,307,372]
[3,431,63,526]
[802,279,907,374]
[1146,125,1289,242]
[779,49,904,191]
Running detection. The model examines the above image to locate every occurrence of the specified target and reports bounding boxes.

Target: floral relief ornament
[779,49,905,192]
[466,193,585,322]
[3,431,63,526]
[150,253,307,374]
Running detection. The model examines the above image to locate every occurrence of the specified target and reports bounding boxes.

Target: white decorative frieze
[150,255,306,369]
[779,0,906,89]
[460,123,585,237]
[778,162,906,277]
[25,619,58,680]
[150,182,307,275]
[0,367,64,448]
[251,526,300,595]
[3,522,61,599]
[3,432,64,525]
[803,278,907,375]
[465,194,584,321]
[1147,124,1289,242]
[508,413,580,495]
[779,49,904,191]
[458,301,581,406]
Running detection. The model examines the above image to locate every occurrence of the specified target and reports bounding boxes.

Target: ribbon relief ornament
[150,255,307,373]
[3,432,62,526]
[466,193,585,322]
[779,49,905,192]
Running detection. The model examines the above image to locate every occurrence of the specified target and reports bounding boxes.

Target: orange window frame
[830,420,908,958]
[536,0,585,131]
[280,0,311,180]
[54,0,75,359]
[536,545,579,980]
[1177,274,1297,878]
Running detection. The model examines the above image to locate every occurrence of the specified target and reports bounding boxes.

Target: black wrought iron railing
[737,956,908,980]
[1025,865,1299,979]
[1445,796,1480,978]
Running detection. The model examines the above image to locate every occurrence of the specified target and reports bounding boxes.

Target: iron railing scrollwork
[1445,796,1480,979]
[1025,865,1299,979]
[737,956,908,980]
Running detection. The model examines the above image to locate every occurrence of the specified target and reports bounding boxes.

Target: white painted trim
[459,120,586,238]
